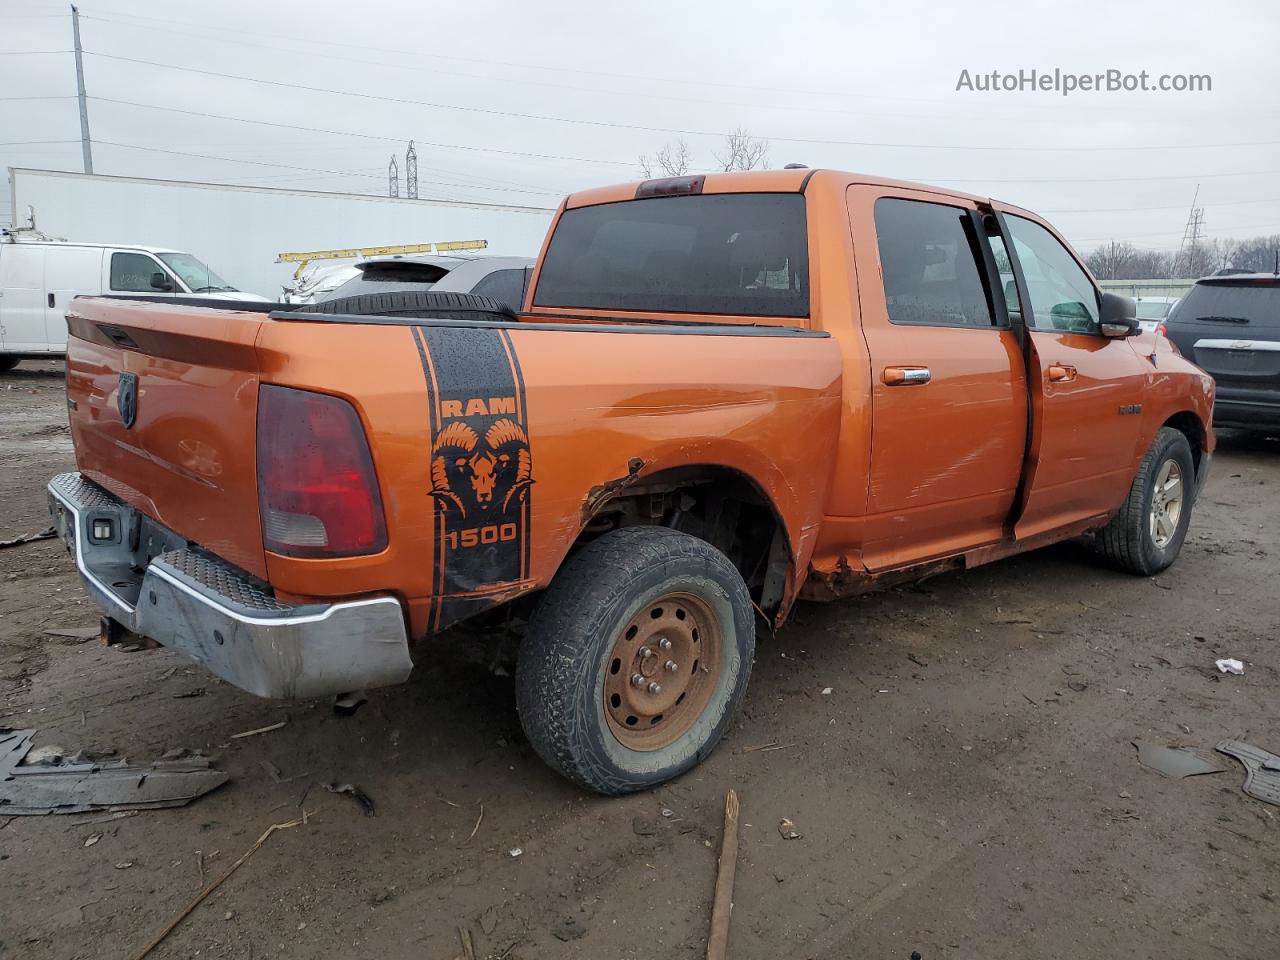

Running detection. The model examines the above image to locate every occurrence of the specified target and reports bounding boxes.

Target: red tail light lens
[1155,321,1168,337]
[257,385,387,558]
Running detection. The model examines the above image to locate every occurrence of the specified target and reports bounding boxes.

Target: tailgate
[65,297,269,579]
[1189,337,1280,385]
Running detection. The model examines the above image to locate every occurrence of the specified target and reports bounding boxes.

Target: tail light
[1155,321,1168,337]
[256,385,387,558]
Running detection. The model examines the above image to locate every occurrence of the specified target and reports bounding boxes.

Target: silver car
[316,255,535,313]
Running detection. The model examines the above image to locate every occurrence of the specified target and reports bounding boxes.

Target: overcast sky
[3,0,1279,252]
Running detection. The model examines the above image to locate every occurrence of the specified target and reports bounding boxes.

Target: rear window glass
[469,267,529,311]
[1171,283,1280,328]
[319,262,449,302]
[533,194,809,317]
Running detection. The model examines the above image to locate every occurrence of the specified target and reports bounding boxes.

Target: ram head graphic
[430,418,533,519]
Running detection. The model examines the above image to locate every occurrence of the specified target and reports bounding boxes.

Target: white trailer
[7,168,556,300]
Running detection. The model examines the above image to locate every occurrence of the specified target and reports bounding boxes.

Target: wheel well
[575,466,790,615]
[1163,411,1205,471]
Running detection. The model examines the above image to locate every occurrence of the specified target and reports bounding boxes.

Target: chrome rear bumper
[47,473,412,699]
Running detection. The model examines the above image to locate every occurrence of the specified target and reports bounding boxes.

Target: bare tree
[638,140,691,179]
[714,128,769,172]
[1231,234,1280,272]
[1086,241,1138,281]
[1128,249,1174,279]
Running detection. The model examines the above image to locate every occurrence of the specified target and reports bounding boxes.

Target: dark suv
[1163,274,1280,430]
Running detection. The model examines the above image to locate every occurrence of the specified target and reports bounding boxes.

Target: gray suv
[1163,274,1280,431]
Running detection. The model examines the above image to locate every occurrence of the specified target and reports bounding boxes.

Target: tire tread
[516,527,753,795]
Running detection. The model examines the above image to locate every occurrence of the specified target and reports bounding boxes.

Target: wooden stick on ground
[130,816,306,960]
[706,788,741,960]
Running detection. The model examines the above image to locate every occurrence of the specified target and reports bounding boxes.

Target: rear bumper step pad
[47,472,412,699]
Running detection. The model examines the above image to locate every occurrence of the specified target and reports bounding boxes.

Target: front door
[107,250,178,299]
[850,186,1028,571]
[996,209,1148,539]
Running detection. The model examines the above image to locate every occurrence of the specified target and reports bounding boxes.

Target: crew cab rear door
[849,185,1028,570]
[993,207,1148,539]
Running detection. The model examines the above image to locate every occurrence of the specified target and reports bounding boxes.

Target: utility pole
[70,4,93,174]
[1172,184,1203,278]
[405,141,418,199]
[388,155,399,198]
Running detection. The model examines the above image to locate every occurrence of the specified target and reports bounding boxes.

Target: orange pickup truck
[48,168,1214,794]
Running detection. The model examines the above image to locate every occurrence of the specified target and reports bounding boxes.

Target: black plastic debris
[323,781,375,816]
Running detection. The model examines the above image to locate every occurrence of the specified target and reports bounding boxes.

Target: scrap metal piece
[1133,740,1225,779]
[0,728,228,816]
[1216,740,1280,807]
[0,525,56,549]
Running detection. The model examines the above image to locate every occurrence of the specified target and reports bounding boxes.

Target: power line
[88,96,633,167]
[0,95,78,101]
[90,140,559,201]
[0,139,81,146]
[932,168,1280,185]
[72,14,1117,128]
[0,50,72,55]
[82,51,1280,156]
[1041,196,1280,214]
[76,11,1050,113]
[76,96,1280,188]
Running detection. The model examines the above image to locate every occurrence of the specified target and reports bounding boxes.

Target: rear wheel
[516,527,755,795]
[0,356,19,373]
[1098,427,1196,575]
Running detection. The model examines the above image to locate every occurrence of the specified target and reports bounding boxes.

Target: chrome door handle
[883,366,931,386]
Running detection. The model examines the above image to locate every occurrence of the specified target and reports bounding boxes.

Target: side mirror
[1099,292,1139,338]
[150,272,175,292]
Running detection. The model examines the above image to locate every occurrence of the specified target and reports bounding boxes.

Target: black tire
[304,290,515,322]
[516,527,755,795]
[0,356,19,373]
[1098,426,1197,575]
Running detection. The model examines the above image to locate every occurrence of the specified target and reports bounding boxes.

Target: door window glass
[985,234,1021,323]
[873,198,996,327]
[1005,216,1099,333]
[110,252,163,292]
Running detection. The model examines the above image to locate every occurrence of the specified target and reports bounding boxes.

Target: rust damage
[580,457,649,525]
[800,554,962,601]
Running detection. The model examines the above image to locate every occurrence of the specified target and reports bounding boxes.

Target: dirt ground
[1,359,1277,960]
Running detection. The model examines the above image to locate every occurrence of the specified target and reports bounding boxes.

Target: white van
[0,238,269,370]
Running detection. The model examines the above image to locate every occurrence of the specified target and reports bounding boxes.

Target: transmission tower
[388,155,400,198]
[1171,185,1204,277]
[405,141,418,199]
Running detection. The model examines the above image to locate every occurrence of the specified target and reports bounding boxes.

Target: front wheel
[516,527,755,795]
[1098,426,1197,575]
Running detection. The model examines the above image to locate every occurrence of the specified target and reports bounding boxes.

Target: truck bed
[62,296,844,643]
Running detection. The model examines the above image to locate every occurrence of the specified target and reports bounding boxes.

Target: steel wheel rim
[1149,458,1184,549]
[602,591,723,752]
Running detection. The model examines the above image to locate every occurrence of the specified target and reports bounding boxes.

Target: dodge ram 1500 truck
[48,168,1214,794]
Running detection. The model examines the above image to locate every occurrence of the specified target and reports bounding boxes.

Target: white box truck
[8,168,556,301]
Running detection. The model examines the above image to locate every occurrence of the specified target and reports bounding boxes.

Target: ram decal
[412,325,533,630]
